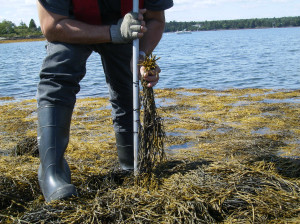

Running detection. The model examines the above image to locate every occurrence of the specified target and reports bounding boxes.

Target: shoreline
[2,26,300,43]
[0,37,46,44]
[165,26,300,34]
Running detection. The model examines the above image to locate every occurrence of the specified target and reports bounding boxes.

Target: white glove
[110,12,141,44]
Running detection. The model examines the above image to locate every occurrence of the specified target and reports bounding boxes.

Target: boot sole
[47,184,77,202]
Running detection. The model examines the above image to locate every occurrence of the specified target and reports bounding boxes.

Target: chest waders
[37,0,144,202]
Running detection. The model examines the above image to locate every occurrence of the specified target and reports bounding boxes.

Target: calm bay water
[0,27,299,100]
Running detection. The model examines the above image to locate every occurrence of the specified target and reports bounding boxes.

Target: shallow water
[0,27,299,100]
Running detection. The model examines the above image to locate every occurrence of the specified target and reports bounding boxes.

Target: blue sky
[0,0,300,26]
[166,0,300,22]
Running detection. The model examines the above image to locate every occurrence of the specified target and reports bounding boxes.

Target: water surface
[0,27,299,100]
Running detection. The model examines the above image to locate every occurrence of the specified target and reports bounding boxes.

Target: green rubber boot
[37,105,77,202]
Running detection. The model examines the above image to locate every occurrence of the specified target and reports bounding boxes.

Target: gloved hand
[110,12,141,44]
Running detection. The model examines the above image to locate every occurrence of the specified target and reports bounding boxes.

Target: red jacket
[72,0,144,25]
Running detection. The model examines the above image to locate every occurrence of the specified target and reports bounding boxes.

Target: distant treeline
[1,16,300,39]
[0,19,42,39]
[165,16,300,32]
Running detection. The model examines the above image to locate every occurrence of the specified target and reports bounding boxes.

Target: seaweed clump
[11,136,38,157]
[138,54,165,174]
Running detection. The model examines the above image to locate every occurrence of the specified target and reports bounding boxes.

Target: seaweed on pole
[138,54,165,175]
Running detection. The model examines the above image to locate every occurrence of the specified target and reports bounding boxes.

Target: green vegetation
[165,16,300,32]
[0,19,42,39]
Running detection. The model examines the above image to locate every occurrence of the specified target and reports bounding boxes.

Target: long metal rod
[133,0,140,176]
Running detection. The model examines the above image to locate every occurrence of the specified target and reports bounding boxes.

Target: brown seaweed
[0,88,299,223]
[138,54,165,175]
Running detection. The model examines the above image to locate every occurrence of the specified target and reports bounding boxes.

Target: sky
[0,0,300,26]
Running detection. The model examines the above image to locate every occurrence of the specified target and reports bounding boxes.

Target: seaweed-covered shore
[0,37,45,44]
[0,88,299,223]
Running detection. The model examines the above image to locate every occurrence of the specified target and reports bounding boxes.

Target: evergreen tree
[29,19,37,30]
[18,21,28,29]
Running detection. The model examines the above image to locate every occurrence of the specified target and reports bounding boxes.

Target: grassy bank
[0,88,299,223]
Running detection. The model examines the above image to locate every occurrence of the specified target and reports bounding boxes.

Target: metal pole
[133,0,139,176]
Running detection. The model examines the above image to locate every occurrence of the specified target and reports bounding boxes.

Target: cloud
[25,0,36,4]
[0,0,39,25]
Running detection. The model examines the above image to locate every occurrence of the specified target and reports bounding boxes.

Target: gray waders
[115,132,134,170]
[37,105,134,202]
[37,41,135,201]
[37,105,77,202]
